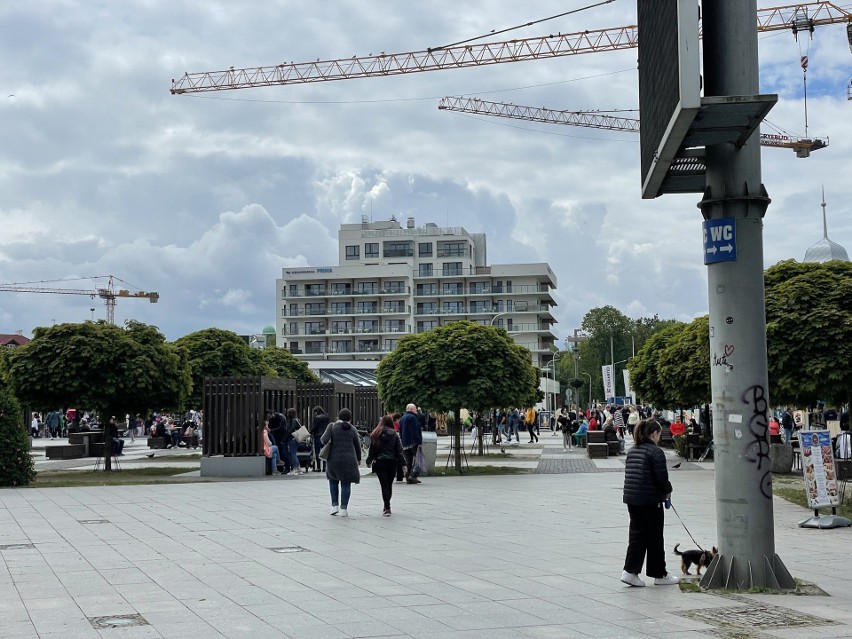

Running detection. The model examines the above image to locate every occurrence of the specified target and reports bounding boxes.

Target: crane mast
[170,2,852,94]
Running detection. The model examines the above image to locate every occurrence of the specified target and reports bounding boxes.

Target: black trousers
[373,459,397,509]
[624,503,667,578]
[404,446,419,479]
[527,424,538,442]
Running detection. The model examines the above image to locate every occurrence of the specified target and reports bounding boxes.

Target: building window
[357,282,377,295]
[384,301,405,313]
[418,242,433,257]
[419,263,433,277]
[357,320,378,333]
[289,284,299,297]
[345,245,360,260]
[470,301,491,313]
[385,320,405,333]
[438,241,467,257]
[365,243,379,259]
[330,302,351,314]
[357,301,378,314]
[443,301,464,314]
[331,283,351,295]
[305,303,326,315]
[443,282,463,295]
[384,242,413,258]
[357,340,379,352]
[416,283,437,295]
[305,341,325,354]
[417,320,439,332]
[331,340,351,353]
[442,262,463,276]
[305,284,326,296]
[383,281,405,293]
[305,322,324,335]
[417,302,437,315]
[469,282,490,294]
[385,339,398,351]
[331,321,351,334]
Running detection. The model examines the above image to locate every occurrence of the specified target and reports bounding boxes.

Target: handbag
[319,435,333,461]
[294,425,310,443]
[414,445,428,477]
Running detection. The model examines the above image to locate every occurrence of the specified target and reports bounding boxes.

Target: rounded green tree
[0,388,36,487]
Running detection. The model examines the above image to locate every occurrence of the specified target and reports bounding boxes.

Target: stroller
[296,434,314,471]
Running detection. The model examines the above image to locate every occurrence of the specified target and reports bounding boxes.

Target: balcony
[383,249,414,258]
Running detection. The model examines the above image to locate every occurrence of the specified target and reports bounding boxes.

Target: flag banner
[622,369,633,403]
[602,365,615,400]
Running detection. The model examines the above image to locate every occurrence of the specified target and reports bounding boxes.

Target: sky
[1,1,850,343]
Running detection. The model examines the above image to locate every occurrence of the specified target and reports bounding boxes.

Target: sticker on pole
[703,218,737,264]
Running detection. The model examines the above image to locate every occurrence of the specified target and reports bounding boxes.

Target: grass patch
[25,467,213,488]
[679,580,702,593]
[429,465,532,476]
[773,475,852,520]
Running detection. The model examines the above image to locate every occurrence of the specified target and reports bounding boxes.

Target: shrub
[0,389,36,487]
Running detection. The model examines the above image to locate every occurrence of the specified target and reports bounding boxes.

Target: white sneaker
[287,470,298,476]
[654,574,680,586]
[339,508,348,518]
[621,571,646,587]
[330,505,339,516]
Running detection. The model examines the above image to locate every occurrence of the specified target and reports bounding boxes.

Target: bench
[685,434,703,461]
[45,444,86,460]
[148,437,169,449]
[587,443,608,459]
[659,425,674,448]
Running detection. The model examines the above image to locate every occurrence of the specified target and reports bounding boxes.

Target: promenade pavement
[3,434,851,638]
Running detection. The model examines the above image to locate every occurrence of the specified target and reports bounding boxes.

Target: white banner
[601,365,615,400]
[622,369,633,402]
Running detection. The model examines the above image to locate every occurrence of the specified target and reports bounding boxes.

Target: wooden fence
[202,377,382,457]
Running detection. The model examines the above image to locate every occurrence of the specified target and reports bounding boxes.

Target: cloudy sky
[1,1,849,342]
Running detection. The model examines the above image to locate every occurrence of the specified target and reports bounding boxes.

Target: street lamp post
[582,372,592,411]
[490,312,508,327]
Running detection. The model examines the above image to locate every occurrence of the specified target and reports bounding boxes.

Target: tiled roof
[0,334,30,346]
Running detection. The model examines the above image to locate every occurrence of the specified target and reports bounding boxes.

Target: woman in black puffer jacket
[366,415,406,517]
[620,419,679,587]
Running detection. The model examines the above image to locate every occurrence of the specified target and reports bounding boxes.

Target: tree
[260,347,320,383]
[376,321,539,472]
[628,322,685,410]
[657,316,711,409]
[764,259,852,406]
[0,384,35,486]
[580,305,635,398]
[173,328,269,409]
[5,321,190,471]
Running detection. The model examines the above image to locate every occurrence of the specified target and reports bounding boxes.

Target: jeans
[783,428,793,445]
[329,481,352,507]
[562,430,571,449]
[313,435,325,470]
[286,439,299,472]
[112,438,124,456]
[269,445,280,472]
[624,503,667,578]
[508,422,519,442]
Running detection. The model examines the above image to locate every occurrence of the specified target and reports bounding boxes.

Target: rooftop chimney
[407,216,415,229]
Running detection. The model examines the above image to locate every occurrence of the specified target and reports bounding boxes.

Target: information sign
[703,218,737,264]
[799,430,840,509]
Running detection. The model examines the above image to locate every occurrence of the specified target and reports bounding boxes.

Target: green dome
[262,325,275,335]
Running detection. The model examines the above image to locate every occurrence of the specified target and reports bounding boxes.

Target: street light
[582,372,592,411]
[490,311,508,326]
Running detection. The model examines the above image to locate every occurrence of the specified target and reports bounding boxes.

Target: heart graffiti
[724,344,735,357]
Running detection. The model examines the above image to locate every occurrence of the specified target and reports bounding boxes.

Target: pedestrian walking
[366,415,407,516]
[620,419,679,587]
[321,408,362,517]
[399,403,423,484]
[311,406,330,472]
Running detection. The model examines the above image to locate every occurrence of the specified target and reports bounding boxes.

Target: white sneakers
[330,505,348,517]
[339,508,348,517]
[620,571,645,587]
[330,505,339,516]
[621,571,680,587]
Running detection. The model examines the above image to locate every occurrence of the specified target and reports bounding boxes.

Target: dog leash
[669,503,706,552]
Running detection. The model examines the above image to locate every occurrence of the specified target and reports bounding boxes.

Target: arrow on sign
[706,246,718,255]
[720,244,734,253]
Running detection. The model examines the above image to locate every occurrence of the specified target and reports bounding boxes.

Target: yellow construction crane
[170,2,852,94]
[0,275,159,325]
[437,96,830,158]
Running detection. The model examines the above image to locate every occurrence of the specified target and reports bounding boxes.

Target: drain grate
[270,546,308,554]
[89,614,148,629]
[678,604,838,630]
[78,519,110,525]
[0,543,34,550]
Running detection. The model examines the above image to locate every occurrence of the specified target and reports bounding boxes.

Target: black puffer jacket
[623,442,672,506]
[312,412,330,437]
[366,426,405,467]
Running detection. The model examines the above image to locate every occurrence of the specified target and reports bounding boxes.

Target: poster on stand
[799,430,840,509]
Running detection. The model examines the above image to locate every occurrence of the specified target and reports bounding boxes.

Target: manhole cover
[0,543,34,550]
[678,604,837,630]
[78,519,110,525]
[270,546,308,554]
[89,614,148,629]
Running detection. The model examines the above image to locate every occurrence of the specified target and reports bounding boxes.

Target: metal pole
[700,0,793,591]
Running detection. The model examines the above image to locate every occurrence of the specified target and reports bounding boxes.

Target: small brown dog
[673,544,718,575]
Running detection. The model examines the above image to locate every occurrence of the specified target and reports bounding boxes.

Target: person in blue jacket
[399,403,423,484]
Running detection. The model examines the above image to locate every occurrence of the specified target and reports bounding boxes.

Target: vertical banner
[799,430,840,509]
[601,365,615,400]
[622,369,633,403]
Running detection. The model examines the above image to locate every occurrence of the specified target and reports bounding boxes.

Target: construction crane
[0,275,159,325]
[170,2,852,94]
[437,96,830,158]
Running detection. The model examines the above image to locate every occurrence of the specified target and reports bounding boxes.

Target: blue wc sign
[703,218,737,264]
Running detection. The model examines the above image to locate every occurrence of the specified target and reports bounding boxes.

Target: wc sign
[703,218,737,264]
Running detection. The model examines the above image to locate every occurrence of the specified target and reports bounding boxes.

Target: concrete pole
[699,0,794,590]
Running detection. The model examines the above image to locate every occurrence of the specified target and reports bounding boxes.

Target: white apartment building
[275,216,558,378]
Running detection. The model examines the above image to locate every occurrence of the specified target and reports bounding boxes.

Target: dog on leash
[673,544,717,575]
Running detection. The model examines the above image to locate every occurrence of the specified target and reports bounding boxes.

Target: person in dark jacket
[321,408,362,517]
[621,419,679,587]
[311,406,330,472]
[399,403,423,483]
[366,415,407,516]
